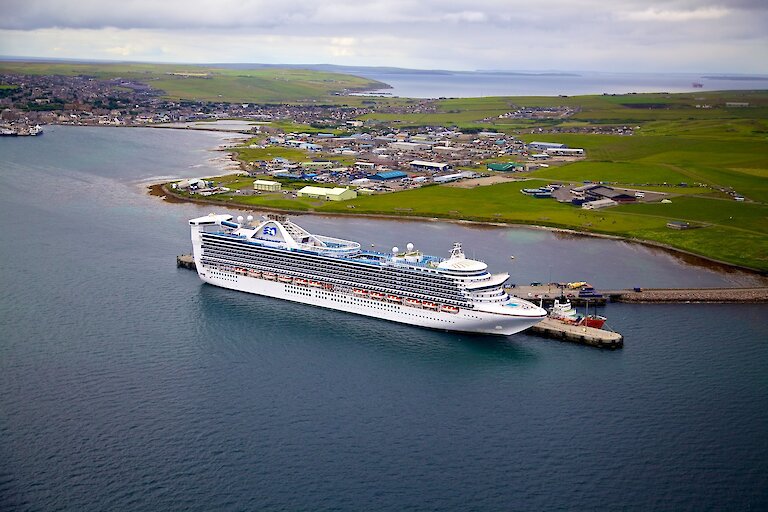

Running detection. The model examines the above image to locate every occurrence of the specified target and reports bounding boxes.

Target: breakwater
[606,287,768,303]
[512,284,768,304]
[6,125,768,511]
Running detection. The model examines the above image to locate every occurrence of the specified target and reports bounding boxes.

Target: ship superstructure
[189,213,546,335]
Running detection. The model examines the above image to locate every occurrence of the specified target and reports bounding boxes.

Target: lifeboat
[353,289,369,296]
[294,278,308,286]
[370,292,384,300]
[323,283,334,290]
[422,302,438,310]
[247,270,261,278]
[440,304,459,314]
[405,298,422,307]
[278,275,293,283]
[263,272,277,280]
[386,295,402,303]
[309,280,323,288]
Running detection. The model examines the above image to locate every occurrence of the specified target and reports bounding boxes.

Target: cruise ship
[189,213,546,335]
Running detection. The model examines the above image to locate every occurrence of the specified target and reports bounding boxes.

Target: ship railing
[297,239,361,257]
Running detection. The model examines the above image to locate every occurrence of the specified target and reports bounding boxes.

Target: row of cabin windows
[204,257,467,305]
[200,248,468,303]
[203,236,468,289]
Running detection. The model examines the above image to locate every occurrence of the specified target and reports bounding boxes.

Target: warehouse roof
[373,170,408,179]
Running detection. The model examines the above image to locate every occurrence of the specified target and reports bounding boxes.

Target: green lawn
[616,196,768,234]
[528,161,693,185]
[517,132,768,202]
[233,145,309,163]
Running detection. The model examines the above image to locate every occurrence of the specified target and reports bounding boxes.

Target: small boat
[263,272,277,281]
[405,298,421,307]
[370,292,384,300]
[353,289,369,296]
[440,304,459,313]
[549,299,579,323]
[323,283,335,291]
[309,280,323,288]
[278,275,293,283]
[294,278,308,286]
[579,315,607,329]
[422,302,438,310]
[551,299,608,329]
[386,295,402,303]
[247,270,261,278]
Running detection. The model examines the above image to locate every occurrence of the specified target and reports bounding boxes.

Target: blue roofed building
[369,170,409,181]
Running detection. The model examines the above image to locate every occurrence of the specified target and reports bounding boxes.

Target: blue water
[1,126,767,511]
[348,70,768,98]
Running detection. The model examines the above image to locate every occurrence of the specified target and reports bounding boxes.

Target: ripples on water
[1,127,766,511]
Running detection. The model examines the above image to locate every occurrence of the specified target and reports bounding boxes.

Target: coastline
[148,182,768,279]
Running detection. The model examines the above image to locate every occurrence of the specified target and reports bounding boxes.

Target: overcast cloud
[0,0,766,72]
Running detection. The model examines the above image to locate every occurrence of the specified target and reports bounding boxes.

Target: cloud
[442,11,488,23]
[0,1,766,73]
[620,7,730,22]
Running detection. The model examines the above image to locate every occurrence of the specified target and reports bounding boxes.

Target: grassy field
[518,130,768,202]
[232,145,309,163]
[360,91,768,128]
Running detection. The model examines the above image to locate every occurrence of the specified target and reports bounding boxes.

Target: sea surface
[1,126,767,511]
[346,69,768,98]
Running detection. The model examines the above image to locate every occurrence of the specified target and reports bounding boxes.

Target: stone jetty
[606,287,768,303]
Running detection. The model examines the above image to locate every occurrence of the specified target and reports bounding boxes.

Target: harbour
[2,126,767,511]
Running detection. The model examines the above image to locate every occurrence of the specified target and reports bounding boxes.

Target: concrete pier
[528,318,624,349]
[177,254,196,270]
[510,285,607,306]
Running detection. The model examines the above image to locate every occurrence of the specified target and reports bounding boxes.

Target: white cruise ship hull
[198,269,542,336]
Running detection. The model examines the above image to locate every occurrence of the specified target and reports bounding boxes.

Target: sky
[0,0,766,73]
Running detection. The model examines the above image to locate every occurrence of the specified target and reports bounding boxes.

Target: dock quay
[510,285,607,306]
[177,254,196,270]
[528,318,623,349]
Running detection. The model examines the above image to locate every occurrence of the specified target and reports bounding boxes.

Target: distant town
[0,70,630,134]
[1,63,765,272]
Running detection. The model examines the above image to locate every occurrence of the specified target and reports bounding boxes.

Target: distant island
[702,75,768,81]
